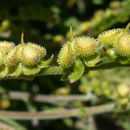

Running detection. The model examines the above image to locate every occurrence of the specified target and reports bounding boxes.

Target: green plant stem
[3,62,130,80]
[38,62,130,76]
[0,103,117,120]
[39,66,65,75]
[1,91,95,103]
[89,62,130,70]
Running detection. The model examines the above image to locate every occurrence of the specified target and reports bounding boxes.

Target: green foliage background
[0,0,130,129]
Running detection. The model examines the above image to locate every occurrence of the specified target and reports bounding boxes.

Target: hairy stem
[0,103,116,120]
[1,91,95,103]
[38,62,130,76]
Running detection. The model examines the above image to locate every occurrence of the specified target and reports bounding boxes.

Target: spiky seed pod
[26,42,46,59]
[4,46,19,66]
[98,29,123,47]
[0,41,15,53]
[75,36,98,57]
[21,44,40,66]
[57,41,75,68]
[114,33,130,57]
[0,51,5,66]
[14,44,24,61]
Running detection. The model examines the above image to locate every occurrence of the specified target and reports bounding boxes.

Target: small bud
[114,33,130,57]
[75,36,98,57]
[98,29,123,47]
[57,41,75,68]
[21,44,40,66]
[0,41,15,53]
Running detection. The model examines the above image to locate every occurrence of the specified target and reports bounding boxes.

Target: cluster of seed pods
[0,24,129,79]
[58,23,130,68]
[0,33,53,78]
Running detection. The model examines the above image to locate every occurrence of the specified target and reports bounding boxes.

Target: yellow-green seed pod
[0,41,15,53]
[4,46,19,66]
[57,41,75,68]
[0,51,5,66]
[98,29,123,47]
[114,33,130,57]
[75,36,98,57]
[21,44,40,66]
[15,44,24,61]
[26,42,46,59]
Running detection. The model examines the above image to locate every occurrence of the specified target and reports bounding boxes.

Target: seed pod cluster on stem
[57,23,130,82]
[57,36,98,68]
[0,23,129,81]
[0,32,53,78]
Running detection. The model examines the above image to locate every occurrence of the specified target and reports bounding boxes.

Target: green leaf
[0,65,8,78]
[69,59,84,83]
[0,118,27,130]
[38,54,54,68]
[22,66,40,75]
[9,63,22,77]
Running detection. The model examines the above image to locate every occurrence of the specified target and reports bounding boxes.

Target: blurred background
[0,0,130,129]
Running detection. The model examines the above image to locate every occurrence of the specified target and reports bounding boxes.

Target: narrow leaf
[69,59,84,83]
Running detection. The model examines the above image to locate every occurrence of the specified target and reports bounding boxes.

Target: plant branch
[1,91,95,103]
[0,103,116,120]
[2,62,130,80]
[2,102,130,120]
[38,62,130,76]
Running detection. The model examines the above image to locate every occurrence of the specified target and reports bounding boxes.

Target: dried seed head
[57,41,75,68]
[114,33,130,57]
[75,36,98,57]
[98,29,123,47]
[26,42,46,59]
[0,41,15,53]
[21,44,40,66]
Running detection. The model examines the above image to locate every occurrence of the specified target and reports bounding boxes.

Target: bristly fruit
[57,41,75,68]
[20,44,40,66]
[98,29,123,47]
[0,41,15,53]
[75,36,98,57]
[26,42,46,59]
[114,33,130,57]
[0,51,5,65]
[4,47,19,66]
